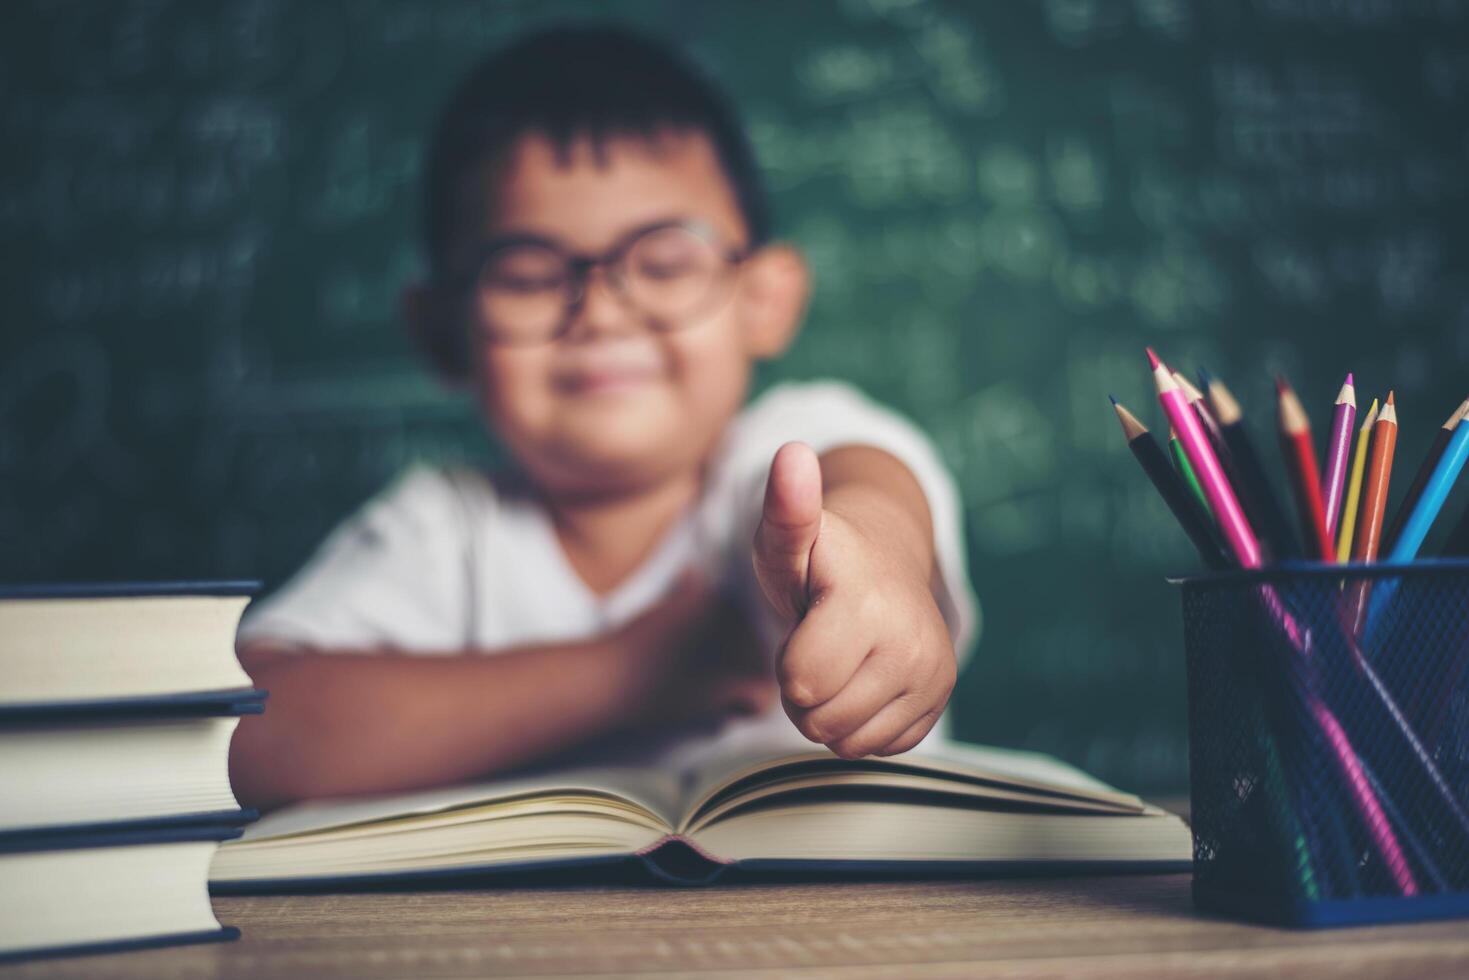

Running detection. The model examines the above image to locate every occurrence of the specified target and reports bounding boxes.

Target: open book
[211,742,1192,888]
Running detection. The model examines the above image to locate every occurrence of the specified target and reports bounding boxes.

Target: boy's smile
[443,130,808,500]
[552,342,664,396]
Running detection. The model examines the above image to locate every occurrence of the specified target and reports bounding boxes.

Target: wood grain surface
[7,873,1469,979]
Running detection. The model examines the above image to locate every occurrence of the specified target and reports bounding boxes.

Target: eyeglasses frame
[441,218,752,346]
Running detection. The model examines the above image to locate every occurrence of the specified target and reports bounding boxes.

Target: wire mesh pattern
[1181,560,1469,927]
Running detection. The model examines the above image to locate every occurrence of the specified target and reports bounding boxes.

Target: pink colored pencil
[1148,350,1261,567]
[1321,372,1357,539]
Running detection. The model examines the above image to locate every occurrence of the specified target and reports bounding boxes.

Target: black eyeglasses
[447,219,750,346]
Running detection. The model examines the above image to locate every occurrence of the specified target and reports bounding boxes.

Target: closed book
[0,581,257,709]
[0,824,242,961]
[0,691,265,836]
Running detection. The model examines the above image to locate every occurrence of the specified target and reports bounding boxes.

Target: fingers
[782,616,956,758]
[787,654,950,758]
[785,647,906,745]
[753,442,823,622]
[829,699,943,760]
[875,709,943,757]
[775,595,870,710]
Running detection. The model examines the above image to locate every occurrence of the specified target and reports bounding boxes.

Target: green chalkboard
[3,0,1468,792]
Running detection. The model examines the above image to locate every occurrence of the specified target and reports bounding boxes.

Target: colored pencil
[1175,370,1230,467]
[1351,393,1398,565]
[1349,432,1469,872]
[1149,350,1260,567]
[1276,376,1335,562]
[1362,396,1469,641]
[1336,397,1378,563]
[1386,399,1469,562]
[1181,357,1416,893]
[1156,356,1424,893]
[1169,428,1211,516]
[1321,373,1357,539]
[1203,369,1300,561]
[1383,398,1468,552]
[1346,395,1397,635]
[1131,380,1315,891]
[1111,398,1229,570]
[1362,758,1452,893]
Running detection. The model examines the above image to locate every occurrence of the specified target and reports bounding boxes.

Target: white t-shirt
[239,379,979,767]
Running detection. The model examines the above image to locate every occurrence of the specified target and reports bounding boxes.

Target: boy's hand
[753,442,956,758]
[615,572,776,732]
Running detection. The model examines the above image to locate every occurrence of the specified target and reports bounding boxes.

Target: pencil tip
[1345,371,1354,386]
[1108,393,1118,406]
[1145,347,1162,371]
[1275,375,1288,394]
[1387,390,1395,405]
[1197,365,1214,386]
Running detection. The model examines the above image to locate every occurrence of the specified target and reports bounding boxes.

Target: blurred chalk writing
[3,0,1467,791]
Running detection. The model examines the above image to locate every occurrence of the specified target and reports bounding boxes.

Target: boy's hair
[422,25,771,280]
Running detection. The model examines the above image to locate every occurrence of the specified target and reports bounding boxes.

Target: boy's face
[441,131,807,498]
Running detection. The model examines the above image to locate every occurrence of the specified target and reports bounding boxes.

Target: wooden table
[9,873,1469,979]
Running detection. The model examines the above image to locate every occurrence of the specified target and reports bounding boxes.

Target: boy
[231,26,977,809]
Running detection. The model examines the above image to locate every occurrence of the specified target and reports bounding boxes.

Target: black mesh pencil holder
[1179,559,1469,928]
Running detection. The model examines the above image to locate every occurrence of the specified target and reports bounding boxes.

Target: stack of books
[0,582,262,961]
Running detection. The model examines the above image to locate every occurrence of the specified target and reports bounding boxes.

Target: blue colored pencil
[1386,410,1469,562]
[1365,403,1469,642]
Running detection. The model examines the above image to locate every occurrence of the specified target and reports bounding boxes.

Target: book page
[691,801,1193,866]
[239,764,684,842]
[912,741,1145,802]
[676,738,1150,830]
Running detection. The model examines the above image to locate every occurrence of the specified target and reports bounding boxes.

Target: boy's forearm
[230,635,643,809]
[817,445,936,580]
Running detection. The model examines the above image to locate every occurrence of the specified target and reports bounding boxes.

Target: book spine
[0,926,240,963]
[636,835,731,885]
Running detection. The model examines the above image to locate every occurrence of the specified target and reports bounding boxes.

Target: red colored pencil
[1277,376,1334,561]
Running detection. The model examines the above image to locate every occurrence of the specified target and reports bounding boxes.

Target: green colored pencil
[1170,429,1212,518]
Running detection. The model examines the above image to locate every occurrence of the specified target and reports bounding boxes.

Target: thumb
[753,441,823,622]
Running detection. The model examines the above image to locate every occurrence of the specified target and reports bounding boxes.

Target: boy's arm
[231,575,771,809]
[753,441,957,759]
[232,637,634,811]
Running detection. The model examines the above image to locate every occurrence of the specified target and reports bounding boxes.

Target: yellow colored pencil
[1336,397,1379,562]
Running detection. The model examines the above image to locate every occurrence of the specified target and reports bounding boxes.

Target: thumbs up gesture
[752,442,957,758]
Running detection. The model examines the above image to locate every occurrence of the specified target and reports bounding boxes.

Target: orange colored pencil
[1349,393,1399,633]
[1351,392,1398,564]
[1277,376,1334,561]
